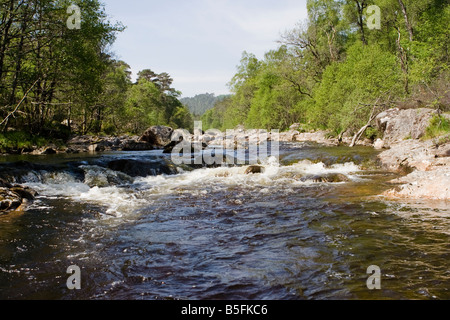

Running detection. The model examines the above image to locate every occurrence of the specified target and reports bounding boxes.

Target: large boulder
[375,108,436,147]
[0,188,23,212]
[377,139,439,173]
[373,138,385,150]
[120,139,154,151]
[0,179,37,213]
[139,126,174,147]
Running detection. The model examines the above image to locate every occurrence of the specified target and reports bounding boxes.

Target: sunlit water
[0,143,449,300]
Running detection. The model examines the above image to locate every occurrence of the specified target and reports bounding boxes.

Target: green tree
[311,42,403,134]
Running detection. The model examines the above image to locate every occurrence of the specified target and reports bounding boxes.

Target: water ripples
[1,144,449,300]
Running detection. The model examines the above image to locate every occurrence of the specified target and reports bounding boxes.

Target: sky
[103,0,308,98]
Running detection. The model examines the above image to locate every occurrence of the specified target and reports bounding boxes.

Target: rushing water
[0,142,449,300]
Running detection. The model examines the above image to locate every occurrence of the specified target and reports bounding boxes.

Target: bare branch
[0,79,39,127]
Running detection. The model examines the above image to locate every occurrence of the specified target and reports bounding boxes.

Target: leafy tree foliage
[0,0,191,143]
[204,0,449,135]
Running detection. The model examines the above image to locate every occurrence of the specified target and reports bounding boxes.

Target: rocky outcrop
[378,138,450,200]
[279,129,370,146]
[198,129,271,150]
[195,128,344,148]
[372,107,450,200]
[63,135,154,153]
[375,108,437,147]
[377,139,435,173]
[0,179,37,214]
[383,164,450,200]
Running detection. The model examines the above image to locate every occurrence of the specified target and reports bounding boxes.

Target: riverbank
[1,141,448,300]
[374,108,450,200]
[1,108,449,211]
[377,139,450,200]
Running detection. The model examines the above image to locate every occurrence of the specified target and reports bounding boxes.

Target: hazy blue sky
[104,0,308,98]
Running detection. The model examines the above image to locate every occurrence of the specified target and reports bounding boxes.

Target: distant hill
[181,93,231,116]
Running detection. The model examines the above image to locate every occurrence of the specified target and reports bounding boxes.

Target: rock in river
[107,159,176,177]
[300,173,350,183]
[0,179,37,213]
[139,126,174,147]
[245,166,265,174]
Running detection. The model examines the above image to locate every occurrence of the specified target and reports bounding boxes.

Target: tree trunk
[0,0,15,85]
[9,16,28,108]
[349,124,370,147]
[326,26,337,61]
[395,26,410,94]
[354,0,368,45]
[349,103,381,147]
[398,0,414,42]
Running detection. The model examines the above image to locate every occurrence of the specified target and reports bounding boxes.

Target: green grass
[0,131,48,153]
[423,115,450,140]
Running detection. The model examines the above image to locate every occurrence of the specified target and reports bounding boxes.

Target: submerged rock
[81,165,134,188]
[107,159,176,177]
[300,173,350,183]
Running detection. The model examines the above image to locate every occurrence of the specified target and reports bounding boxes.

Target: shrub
[0,131,48,152]
[423,115,450,140]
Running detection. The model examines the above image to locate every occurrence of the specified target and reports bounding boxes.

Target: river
[0,142,449,300]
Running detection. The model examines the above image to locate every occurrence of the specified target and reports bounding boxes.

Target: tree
[124,78,163,133]
[343,0,369,45]
[312,42,402,134]
[0,0,124,135]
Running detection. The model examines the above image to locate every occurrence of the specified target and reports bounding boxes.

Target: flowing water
[0,142,449,300]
